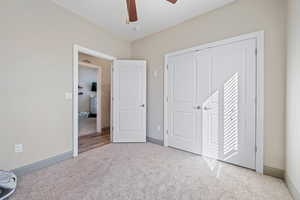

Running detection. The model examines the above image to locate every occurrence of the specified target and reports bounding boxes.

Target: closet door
[167,52,200,154]
[195,49,212,154]
[167,39,257,170]
[204,39,257,169]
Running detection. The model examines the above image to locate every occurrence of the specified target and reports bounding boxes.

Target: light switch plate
[157,125,161,132]
[65,92,73,100]
[15,144,23,153]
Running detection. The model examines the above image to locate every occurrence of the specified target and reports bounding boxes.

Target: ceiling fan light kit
[126,0,178,22]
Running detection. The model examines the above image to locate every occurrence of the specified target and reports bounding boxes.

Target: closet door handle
[140,104,145,108]
[193,106,201,110]
[203,106,212,111]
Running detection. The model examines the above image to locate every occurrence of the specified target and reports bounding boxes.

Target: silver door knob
[203,106,212,111]
[193,106,201,110]
[140,104,145,107]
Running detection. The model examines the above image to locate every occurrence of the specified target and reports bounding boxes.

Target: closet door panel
[168,52,199,154]
[209,39,256,169]
[196,49,212,155]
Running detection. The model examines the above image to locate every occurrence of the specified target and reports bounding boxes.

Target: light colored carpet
[11,143,292,200]
[79,118,96,136]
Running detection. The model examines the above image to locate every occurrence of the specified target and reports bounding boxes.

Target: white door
[112,60,146,143]
[167,39,257,169]
[205,39,257,169]
[167,52,201,154]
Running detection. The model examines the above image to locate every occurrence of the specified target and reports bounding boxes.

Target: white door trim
[73,44,116,157]
[164,31,264,173]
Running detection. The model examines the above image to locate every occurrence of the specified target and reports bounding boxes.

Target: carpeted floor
[11,143,292,200]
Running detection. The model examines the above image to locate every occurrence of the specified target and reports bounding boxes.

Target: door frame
[163,31,265,173]
[73,44,116,157]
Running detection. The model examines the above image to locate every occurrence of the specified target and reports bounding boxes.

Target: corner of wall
[286,174,300,200]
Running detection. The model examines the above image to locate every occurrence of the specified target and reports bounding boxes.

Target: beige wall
[0,0,130,170]
[79,53,112,129]
[286,0,300,196]
[132,0,287,170]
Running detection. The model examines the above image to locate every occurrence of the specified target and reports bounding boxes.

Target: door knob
[193,106,201,110]
[140,104,145,107]
[203,106,212,111]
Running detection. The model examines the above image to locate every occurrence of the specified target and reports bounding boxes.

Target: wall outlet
[15,144,23,153]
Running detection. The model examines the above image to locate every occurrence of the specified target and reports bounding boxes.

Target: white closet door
[167,52,200,154]
[205,39,257,169]
[196,49,212,154]
[112,60,146,143]
[167,39,257,170]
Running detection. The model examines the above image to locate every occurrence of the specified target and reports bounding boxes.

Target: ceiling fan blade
[166,0,178,4]
[126,0,138,22]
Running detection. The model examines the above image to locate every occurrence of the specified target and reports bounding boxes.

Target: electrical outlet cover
[15,144,23,153]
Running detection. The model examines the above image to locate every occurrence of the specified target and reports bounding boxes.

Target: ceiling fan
[126,0,178,22]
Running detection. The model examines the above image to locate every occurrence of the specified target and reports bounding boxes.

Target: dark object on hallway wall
[89,113,97,118]
[91,82,97,92]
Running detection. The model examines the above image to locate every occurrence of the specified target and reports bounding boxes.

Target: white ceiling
[52,0,236,41]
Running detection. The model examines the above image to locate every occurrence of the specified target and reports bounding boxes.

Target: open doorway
[77,53,110,153]
[78,53,112,154]
[73,45,115,156]
[73,45,147,157]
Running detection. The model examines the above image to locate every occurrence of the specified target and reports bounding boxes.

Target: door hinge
[255,145,258,153]
[255,48,258,56]
[112,67,114,72]
[166,97,168,102]
[166,65,168,70]
[166,130,169,135]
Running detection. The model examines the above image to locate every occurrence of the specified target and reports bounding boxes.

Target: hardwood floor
[79,129,110,154]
